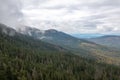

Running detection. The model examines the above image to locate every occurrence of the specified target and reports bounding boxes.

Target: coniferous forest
[0,26,120,80]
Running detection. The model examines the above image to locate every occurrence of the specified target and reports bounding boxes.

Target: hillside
[87,35,120,49]
[17,26,120,65]
[0,24,66,52]
[1,24,120,80]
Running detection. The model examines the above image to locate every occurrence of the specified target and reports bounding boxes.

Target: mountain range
[1,23,120,65]
[87,35,120,49]
[71,34,104,39]
[1,23,120,79]
[15,25,120,65]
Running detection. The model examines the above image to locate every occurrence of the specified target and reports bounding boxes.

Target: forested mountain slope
[18,26,120,65]
[0,24,120,80]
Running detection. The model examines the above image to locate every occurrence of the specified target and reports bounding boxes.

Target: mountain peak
[45,29,58,33]
[17,26,45,36]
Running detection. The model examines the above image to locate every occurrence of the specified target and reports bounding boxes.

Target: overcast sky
[0,0,120,34]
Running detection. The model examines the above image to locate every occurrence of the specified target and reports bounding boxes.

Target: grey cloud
[105,27,114,32]
[36,0,120,11]
[0,0,120,34]
[0,0,23,28]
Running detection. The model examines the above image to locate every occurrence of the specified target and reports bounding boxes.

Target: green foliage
[0,29,120,80]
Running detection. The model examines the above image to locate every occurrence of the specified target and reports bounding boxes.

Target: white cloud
[0,0,24,28]
[0,0,120,34]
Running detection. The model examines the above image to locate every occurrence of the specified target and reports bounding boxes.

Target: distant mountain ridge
[71,34,104,38]
[87,35,120,49]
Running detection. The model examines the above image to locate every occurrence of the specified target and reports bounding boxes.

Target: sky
[0,0,120,34]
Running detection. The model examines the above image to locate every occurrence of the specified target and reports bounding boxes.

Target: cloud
[0,0,23,28]
[0,0,120,34]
